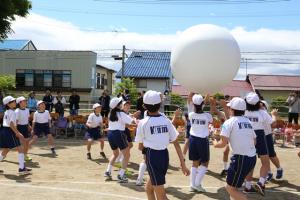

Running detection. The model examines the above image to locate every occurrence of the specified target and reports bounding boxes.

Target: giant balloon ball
[171,24,241,93]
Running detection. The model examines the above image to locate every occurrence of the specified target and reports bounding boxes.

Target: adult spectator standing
[164,90,171,114]
[122,88,131,102]
[27,91,38,114]
[53,91,66,116]
[43,89,54,112]
[136,91,145,119]
[286,91,300,125]
[69,89,80,116]
[99,90,111,118]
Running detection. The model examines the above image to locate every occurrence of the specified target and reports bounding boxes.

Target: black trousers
[288,112,299,125]
[101,109,110,118]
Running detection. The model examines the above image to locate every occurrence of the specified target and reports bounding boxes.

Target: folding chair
[55,116,69,138]
[74,116,87,138]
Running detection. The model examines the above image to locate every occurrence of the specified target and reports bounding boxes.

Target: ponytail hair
[109,101,122,122]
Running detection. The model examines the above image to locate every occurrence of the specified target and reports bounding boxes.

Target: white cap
[37,100,45,106]
[110,97,123,109]
[192,94,204,105]
[246,92,260,105]
[227,97,246,111]
[16,96,26,104]
[2,96,16,105]
[143,90,161,105]
[92,103,101,109]
[261,100,269,110]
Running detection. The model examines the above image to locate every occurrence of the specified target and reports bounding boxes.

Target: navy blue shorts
[0,127,21,149]
[189,135,210,163]
[34,123,51,137]
[107,130,128,150]
[85,127,102,140]
[254,130,268,156]
[17,125,30,139]
[265,134,276,158]
[227,155,256,188]
[124,128,132,143]
[185,125,191,139]
[145,148,169,186]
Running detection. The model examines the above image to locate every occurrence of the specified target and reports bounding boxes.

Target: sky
[7,0,300,79]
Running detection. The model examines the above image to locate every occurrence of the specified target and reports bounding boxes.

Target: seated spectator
[53,91,66,116]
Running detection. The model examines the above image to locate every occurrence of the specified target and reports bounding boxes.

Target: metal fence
[65,101,290,118]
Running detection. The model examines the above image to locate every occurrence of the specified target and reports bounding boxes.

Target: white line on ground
[0,182,146,200]
[0,180,299,195]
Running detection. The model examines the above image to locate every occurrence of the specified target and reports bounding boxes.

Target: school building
[246,74,300,102]
[0,40,116,102]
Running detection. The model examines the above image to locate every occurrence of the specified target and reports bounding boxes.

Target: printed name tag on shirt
[150,125,169,135]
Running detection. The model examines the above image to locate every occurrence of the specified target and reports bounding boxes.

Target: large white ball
[171,24,241,94]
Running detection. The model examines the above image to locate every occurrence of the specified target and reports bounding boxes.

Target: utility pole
[245,58,248,77]
[242,57,248,78]
[121,45,125,82]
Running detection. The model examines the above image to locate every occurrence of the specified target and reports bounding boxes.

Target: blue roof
[0,40,31,50]
[116,51,171,79]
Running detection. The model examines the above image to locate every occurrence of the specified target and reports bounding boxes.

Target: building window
[62,71,71,88]
[101,74,105,89]
[96,73,101,89]
[15,69,71,88]
[96,73,105,89]
[135,79,147,88]
[53,71,62,87]
[16,69,25,87]
[34,70,44,87]
[44,70,52,87]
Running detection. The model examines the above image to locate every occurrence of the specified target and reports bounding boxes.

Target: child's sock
[245,181,252,190]
[195,166,207,186]
[18,153,25,169]
[137,162,147,180]
[223,162,228,170]
[106,164,113,173]
[116,153,124,163]
[119,168,125,177]
[259,177,265,186]
[190,167,198,187]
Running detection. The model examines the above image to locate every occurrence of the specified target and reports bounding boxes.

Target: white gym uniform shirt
[221,116,257,157]
[189,112,213,138]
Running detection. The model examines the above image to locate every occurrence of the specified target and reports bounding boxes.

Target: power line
[34,7,300,18]
[93,0,290,5]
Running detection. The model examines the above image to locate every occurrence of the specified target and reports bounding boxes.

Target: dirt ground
[0,138,299,200]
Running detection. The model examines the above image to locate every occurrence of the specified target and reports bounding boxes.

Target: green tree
[114,78,138,105]
[0,0,32,40]
[270,96,288,116]
[270,96,287,109]
[0,75,15,92]
[170,93,185,108]
[213,92,225,100]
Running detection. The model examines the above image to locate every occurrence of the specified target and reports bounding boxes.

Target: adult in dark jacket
[69,90,80,116]
[43,89,54,112]
[136,91,145,119]
[99,91,111,118]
